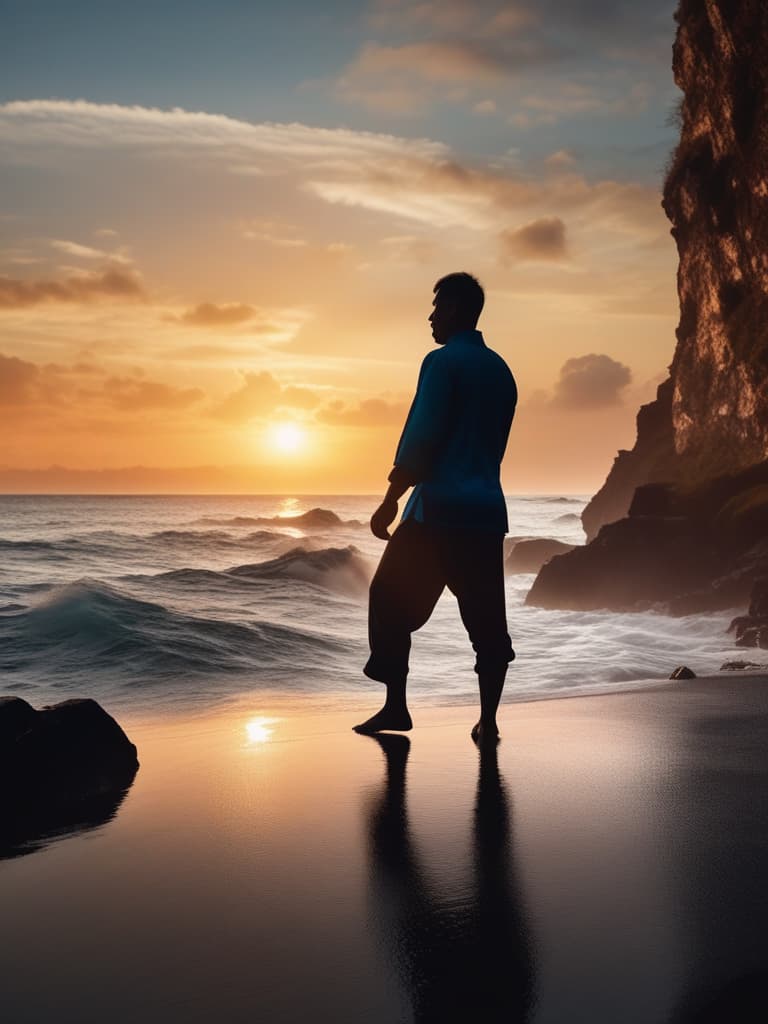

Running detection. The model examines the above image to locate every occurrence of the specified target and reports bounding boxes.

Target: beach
[3,674,767,1023]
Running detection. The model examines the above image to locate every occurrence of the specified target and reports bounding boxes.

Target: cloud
[100,376,204,411]
[177,302,259,327]
[346,0,670,116]
[49,238,132,265]
[551,353,632,409]
[0,352,42,404]
[0,100,666,238]
[500,217,567,262]
[343,40,508,85]
[211,371,318,422]
[0,350,203,416]
[379,235,438,263]
[317,397,409,427]
[370,0,671,59]
[0,99,447,166]
[0,265,145,308]
[335,34,555,115]
[511,80,654,126]
[546,149,576,166]
[472,99,498,115]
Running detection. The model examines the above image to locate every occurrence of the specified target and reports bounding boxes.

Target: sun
[245,716,277,744]
[268,422,306,455]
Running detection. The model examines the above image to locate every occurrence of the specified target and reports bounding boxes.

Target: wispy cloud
[0,99,666,240]
[49,238,131,263]
[175,302,260,327]
[0,264,145,308]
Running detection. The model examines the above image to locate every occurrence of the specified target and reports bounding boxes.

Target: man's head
[429,272,485,345]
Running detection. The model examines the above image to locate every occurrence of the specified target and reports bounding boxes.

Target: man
[354,272,517,743]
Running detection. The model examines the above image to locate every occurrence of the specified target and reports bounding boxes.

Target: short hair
[433,272,485,325]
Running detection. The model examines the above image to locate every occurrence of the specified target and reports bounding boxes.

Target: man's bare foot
[471,719,500,744]
[353,706,413,734]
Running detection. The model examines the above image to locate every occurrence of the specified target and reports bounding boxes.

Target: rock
[748,578,768,619]
[506,538,576,574]
[529,461,768,614]
[583,1,768,546]
[0,696,38,746]
[0,697,139,859]
[728,577,768,648]
[526,515,714,611]
[670,666,696,679]
[735,627,768,650]
[291,508,343,528]
[548,1,768,621]
[581,380,677,542]
[721,660,768,671]
[1,697,139,799]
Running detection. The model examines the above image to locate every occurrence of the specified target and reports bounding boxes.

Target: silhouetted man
[354,272,517,742]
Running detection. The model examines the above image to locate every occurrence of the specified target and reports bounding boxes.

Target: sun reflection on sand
[245,716,279,744]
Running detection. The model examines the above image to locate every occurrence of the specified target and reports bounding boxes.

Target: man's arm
[370,353,454,540]
[369,472,413,540]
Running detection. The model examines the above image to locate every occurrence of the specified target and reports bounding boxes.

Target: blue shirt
[389,330,517,532]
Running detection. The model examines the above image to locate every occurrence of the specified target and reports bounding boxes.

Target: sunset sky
[1,0,680,493]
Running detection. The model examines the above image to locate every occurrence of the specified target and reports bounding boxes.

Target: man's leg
[355,520,445,734]
[445,530,515,742]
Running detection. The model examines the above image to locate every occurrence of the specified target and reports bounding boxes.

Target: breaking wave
[0,579,351,683]
[126,546,370,599]
[193,507,363,529]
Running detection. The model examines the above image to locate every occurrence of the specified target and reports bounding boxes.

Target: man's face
[428,292,457,346]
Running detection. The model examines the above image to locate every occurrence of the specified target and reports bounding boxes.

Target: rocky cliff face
[581,0,768,543]
[530,0,768,623]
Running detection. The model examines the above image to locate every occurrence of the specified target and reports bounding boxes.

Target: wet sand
[2,675,768,1023]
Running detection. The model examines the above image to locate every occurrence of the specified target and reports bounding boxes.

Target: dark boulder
[506,539,576,574]
[1,697,138,800]
[670,665,696,679]
[0,697,139,859]
[0,696,38,746]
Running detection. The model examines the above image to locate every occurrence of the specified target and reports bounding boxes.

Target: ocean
[0,494,742,716]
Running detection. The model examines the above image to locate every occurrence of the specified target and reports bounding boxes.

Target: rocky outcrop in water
[729,577,768,648]
[506,538,576,574]
[531,0,768,615]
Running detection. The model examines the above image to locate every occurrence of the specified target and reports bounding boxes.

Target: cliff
[530,0,768,623]
[581,0,768,543]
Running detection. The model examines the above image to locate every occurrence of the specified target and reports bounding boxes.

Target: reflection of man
[363,734,534,1021]
[355,273,517,742]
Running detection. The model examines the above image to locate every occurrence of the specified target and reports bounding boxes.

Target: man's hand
[370,496,398,540]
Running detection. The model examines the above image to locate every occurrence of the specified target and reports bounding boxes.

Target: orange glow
[245,716,278,745]
[267,423,306,456]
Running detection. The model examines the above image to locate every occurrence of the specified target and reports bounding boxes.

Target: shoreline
[3,671,768,1022]
[108,667,768,731]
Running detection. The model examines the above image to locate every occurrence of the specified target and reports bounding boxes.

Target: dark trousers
[364,518,514,686]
